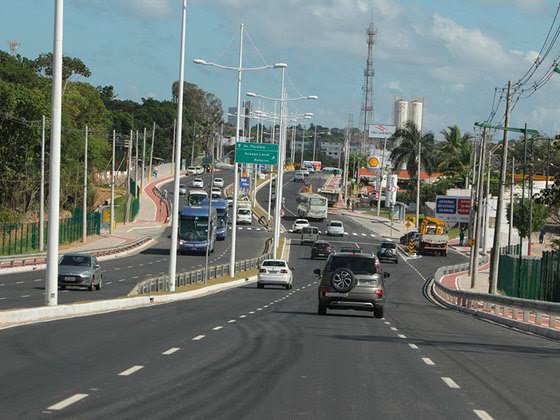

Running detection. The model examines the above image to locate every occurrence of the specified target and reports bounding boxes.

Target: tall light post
[195,25,287,277]
[168,0,188,292]
[247,95,317,256]
[45,0,64,306]
[39,115,46,252]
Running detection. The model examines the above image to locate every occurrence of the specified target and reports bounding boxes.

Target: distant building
[320,141,342,159]
[227,107,237,125]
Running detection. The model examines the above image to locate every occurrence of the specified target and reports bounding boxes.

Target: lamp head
[193,59,207,65]
[246,92,257,97]
[273,63,288,69]
[307,95,319,100]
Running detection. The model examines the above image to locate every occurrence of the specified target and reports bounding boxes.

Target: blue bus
[178,206,217,254]
[201,198,228,240]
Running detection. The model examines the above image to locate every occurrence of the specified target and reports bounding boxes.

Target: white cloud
[451,83,465,92]
[383,81,402,91]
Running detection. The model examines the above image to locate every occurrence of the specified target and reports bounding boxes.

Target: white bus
[297,193,328,220]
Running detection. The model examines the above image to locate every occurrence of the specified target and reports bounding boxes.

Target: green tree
[507,201,548,238]
[436,125,473,178]
[390,121,435,179]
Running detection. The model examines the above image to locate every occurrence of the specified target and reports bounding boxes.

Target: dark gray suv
[315,252,389,318]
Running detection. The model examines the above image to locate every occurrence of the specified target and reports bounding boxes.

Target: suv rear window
[263,261,286,267]
[314,242,330,249]
[381,242,396,249]
[329,256,377,274]
[330,222,342,227]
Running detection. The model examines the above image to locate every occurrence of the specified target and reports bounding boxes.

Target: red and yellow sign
[367,156,380,168]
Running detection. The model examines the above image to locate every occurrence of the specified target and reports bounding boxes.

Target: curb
[0,274,258,331]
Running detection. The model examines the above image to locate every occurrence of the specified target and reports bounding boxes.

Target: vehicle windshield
[331,256,376,274]
[330,222,342,227]
[311,197,327,206]
[179,216,208,241]
[189,194,206,206]
[216,209,227,227]
[60,255,91,266]
[314,242,330,249]
[238,209,250,215]
[302,227,317,234]
[263,261,286,267]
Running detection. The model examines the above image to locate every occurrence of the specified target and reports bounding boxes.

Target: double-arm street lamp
[194,24,287,277]
[246,91,318,255]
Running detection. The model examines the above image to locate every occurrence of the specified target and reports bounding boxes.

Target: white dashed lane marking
[162,347,180,355]
[441,377,461,389]
[212,326,223,331]
[227,319,236,324]
[408,344,419,350]
[118,365,144,376]
[192,335,206,341]
[390,327,398,331]
[397,334,407,339]
[21,295,31,298]
[422,358,435,366]
[474,410,494,420]
[47,394,89,411]
[239,315,247,318]
[16,281,24,285]
[34,278,42,282]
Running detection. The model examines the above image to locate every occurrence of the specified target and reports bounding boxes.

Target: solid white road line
[162,347,180,355]
[408,344,419,350]
[397,334,407,339]
[192,335,206,341]
[422,357,435,366]
[227,319,236,323]
[118,365,144,376]
[441,377,461,389]
[47,394,89,411]
[474,410,494,420]
[212,326,223,331]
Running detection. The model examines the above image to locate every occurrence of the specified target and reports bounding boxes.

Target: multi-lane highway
[1,172,559,419]
[0,169,270,309]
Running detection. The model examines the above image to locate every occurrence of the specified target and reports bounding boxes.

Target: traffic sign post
[367,156,380,168]
[235,142,278,165]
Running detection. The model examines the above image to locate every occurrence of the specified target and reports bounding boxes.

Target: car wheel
[374,306,384,319]
[257,283,264,289]
[95,277,103,290]
[88,279,95,291]
[330,267,355,293]
[318,303,327,315]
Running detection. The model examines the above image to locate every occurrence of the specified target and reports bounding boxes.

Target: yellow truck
[419,217,448,256]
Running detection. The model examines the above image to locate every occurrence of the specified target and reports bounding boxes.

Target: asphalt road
[1,203,559,418]
[0,169,270,309]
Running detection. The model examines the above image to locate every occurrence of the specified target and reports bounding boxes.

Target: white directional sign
[368,124,396,139]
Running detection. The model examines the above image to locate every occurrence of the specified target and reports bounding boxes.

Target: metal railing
[152,185,171,223]
[132,249,273,295]
[0,237,151,270]
[432,259,560,333]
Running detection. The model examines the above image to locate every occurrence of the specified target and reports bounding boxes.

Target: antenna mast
[359,22,376,155]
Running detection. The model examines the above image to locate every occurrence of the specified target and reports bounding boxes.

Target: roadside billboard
[435,195,471,223]
[368,124,396,139]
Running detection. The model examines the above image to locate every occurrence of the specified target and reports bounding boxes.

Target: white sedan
[292,219,310,233]
[257,259,293,289]
[327,220,345,236]
[191,177,204,188]
[213,178,225,188]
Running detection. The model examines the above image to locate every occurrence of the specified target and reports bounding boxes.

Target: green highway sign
[235,142,278,165]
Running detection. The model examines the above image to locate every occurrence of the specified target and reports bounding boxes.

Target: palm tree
[436,126,473,177]
[390,121,435,179]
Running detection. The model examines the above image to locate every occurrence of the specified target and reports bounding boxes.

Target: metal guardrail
[153,185,171,223]
[133,249,274,295]
[0,237,151,270]
[432,258,560,331]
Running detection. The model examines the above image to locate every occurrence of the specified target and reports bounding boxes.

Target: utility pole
[528,131,535,255]
[470,128,486,286]
[489,81,512,294]
[343,115,352,206]
[125,129,132,224]
[82,125,88,243]
[171,118,176,177]
[148,122,155,183]
[483,148,493,253]
[300,125,305,167]
[191,126,195,166]
[45,0,63,307]
[313,125,317,161]
[204,134,216,285]
[141,127,147,194]
[377,136,388,217]
[508,157,515,248]
[110,130,116,234]
[135,130,139,198]
[39,115,46,252]
[415,141,422,229]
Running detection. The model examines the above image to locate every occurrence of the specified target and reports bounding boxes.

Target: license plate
[269,270,278,274]
[64,276,75,282]
[325,292,348,297]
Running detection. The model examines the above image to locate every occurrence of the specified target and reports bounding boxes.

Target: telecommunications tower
[359,22,376,154]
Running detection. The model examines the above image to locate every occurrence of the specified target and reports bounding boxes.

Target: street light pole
[229,23,245,277]
[82,125,89,243]
[470,128,487,287]
[149,122,155,183]
[415,141,421,229]
[313,125,317,161]
[39,115,46,252]
[141,127,146,194]
[168,0,188,292]
[110,129,115,235]
[508,157,515,248]
[273,68,286,256]
[489,80,512,294]
[45,0,64,306]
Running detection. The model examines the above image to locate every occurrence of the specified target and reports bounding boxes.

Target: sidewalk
[332,208,408,239]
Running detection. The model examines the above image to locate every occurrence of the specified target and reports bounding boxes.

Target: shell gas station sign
[367,156,380,168]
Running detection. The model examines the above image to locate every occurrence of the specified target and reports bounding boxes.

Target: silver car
[58,253,102,291]
[258,259,293,289]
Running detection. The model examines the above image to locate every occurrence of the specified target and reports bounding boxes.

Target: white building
[320,142,343,159]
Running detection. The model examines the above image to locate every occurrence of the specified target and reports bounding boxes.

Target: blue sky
[3,0,560,137]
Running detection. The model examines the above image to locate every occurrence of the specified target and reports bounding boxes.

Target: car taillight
[280,269,288,273]
[375,289,384,298]
[259,268,267,273]
[320,287,330,296]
